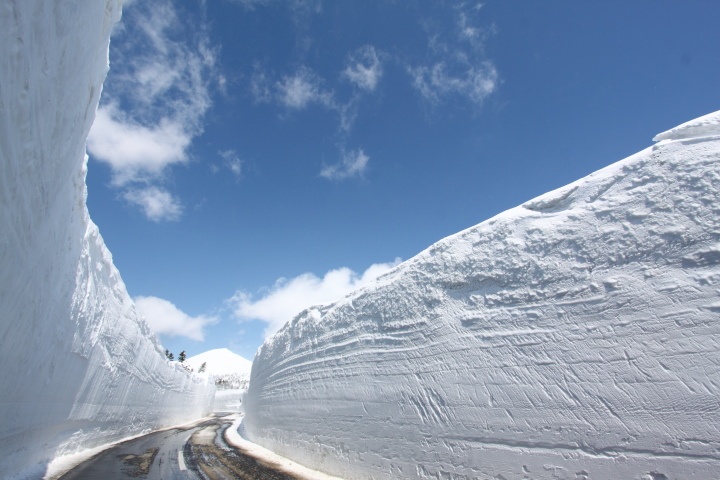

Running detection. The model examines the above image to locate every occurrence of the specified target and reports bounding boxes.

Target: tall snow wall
[244,111,720,479]
[0,2,214,479]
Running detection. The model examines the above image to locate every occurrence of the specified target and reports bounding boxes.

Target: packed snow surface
[245,111,720,479]
[0,2,213,479]
[186,349,253,411]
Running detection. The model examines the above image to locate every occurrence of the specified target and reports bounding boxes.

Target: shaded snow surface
[0,2,214,479]
[245,111,720,480]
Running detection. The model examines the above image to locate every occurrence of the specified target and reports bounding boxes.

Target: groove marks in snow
[404,386,452,426]
[523,185,579,212]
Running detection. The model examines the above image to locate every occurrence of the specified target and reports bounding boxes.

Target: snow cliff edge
[0,3,214,478]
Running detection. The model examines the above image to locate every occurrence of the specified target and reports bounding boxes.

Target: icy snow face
[245,113,720,480]
[0,2,213,479]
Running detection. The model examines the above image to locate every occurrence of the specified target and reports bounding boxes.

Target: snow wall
[0,2,214,479]
[244,111,720,479]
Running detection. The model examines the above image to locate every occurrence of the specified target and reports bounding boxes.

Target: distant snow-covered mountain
[187,348,252,390]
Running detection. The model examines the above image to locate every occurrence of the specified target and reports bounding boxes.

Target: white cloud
[320,148,370,180]
[87,0,220,220]
[343,46,383,91]
[230,259,401,337]
[87,103,191,186]
[135,296,217,341]
[220,150,243,179]
[276,67,334,110]
[124,187,183,222]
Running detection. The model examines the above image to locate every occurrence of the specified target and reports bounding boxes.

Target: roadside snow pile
[244,111,720,480]
[186,349,253,411]
[0,2,214,479]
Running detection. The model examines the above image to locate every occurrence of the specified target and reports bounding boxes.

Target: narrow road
[59,414,296,479]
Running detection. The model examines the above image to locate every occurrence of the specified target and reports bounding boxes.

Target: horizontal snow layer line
[440,435,720,461]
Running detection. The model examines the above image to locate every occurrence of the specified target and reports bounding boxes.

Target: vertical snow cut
[0,2,214,479]
[244,111,720,479]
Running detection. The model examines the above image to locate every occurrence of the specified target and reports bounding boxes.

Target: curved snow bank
[245,112,720,480]
[653,110,720,142]
[0,2,213,478]
[226,415,344,480]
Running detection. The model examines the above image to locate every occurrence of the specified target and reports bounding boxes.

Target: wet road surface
[59,414,296,479]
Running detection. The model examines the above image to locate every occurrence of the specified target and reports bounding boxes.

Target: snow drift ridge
[245,111,720,479]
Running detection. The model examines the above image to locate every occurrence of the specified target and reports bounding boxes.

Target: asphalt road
[59,414,297,480]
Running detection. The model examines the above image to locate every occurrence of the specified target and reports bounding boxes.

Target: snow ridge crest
[653,110,720,142]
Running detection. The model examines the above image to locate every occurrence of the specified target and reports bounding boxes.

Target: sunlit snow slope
[186,348,253,379]
[245,111,720,480]
[186,349,252,411]
[0,2,213,479]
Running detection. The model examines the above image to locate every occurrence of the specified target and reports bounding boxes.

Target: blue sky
[86,0,720,360]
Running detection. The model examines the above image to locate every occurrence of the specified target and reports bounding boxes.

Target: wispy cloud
[320,148,369,180]
[249,65,274,103]
[220,150,243,179]
[229,259,401,337]
[457,3,489,47]
[87,0,220,221]
[277,67,335,109]
[409,2,498,109]
[252,66,335,111]
[135,295,217,341]
[253,64,369,136]
[343,45,383,92]
[250,57,383,167]
[223,0,269,10]
[224,0,321,16]
[409,61,498,107]
[123,187,183,222]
